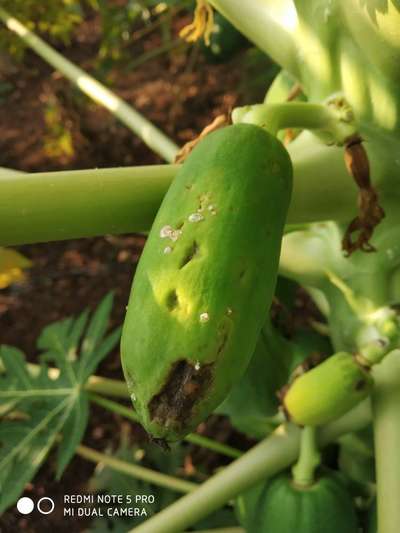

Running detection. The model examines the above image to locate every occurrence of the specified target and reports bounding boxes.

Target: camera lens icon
[17,496,55,515]
[17,497,34,515]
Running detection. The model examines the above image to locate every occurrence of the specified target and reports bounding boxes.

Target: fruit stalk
[292,426,320,487]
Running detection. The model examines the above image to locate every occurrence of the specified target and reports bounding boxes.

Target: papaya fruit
[283,352,373,426]
[237,471,359,533]
[121,123,292,441]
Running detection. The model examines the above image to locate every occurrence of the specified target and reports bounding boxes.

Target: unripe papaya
[237,471,359,533]
[121,124,292,441]
[283,352,373,426]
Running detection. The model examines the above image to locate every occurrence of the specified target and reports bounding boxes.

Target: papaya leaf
[217,321,292,439]
[0,292,121,512]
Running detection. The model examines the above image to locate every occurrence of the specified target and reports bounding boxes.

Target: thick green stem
[89,393,242,459]
[76,444,197,494]
[0,8,179,162]
[372,350,400,533]
[292,426,320,487]
[0,165,177,246]
[232,102,354,142]
[132,400,372,533]
[0,130,361,246]
[85,375,128,398]
[208,0,299,77]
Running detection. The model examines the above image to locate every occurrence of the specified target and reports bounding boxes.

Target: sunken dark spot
[216,322,230,356]
[217,331,229,355]
[239,268,247,282]
[165,290,179,310]
[180,241,199,269]
[148,359,213,428]
[355,378,368,391]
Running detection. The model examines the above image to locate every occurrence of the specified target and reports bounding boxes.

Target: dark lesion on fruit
[148,359,213,428]
[179,241,199,269]
[354,377,368,391]
[165,289,179,310]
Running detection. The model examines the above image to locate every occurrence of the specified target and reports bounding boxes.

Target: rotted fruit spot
[354,378,368,391]
[165,289,179,311]
[180,241,200,269]
[148,359,214,427]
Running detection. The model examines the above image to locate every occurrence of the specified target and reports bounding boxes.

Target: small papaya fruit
[237,471,359,533]
[121,124,292,441]
[283,352,373,426]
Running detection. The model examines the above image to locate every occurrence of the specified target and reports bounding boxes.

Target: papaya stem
[291,426,320,487]
[0,165,177,246]
[232,102,355,142]
[76,444,197,494]
[372,350,400,533]
[0,130,363,246]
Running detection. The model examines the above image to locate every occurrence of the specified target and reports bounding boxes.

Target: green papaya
[237,471,359,533]
[283,352,373,426]
[121,123,292,441]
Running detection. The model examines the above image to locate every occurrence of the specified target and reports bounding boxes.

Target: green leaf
[217,321,292,438]
[0,292,120,511]
[56,391,89,479]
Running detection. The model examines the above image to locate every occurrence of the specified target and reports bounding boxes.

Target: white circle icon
[17,497,34,515]
[37,497,55,515]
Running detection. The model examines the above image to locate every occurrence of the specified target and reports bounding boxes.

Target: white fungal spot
[170,230,182,242]
[208,204,216,211]
[188,213,204,223]
[160,225,182,242]
[160,225,173,238]
[227,307,233,316]
[199,312,209,323]
[195,361,201,371]
[130,393,136,402]
[164,246,173,254]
